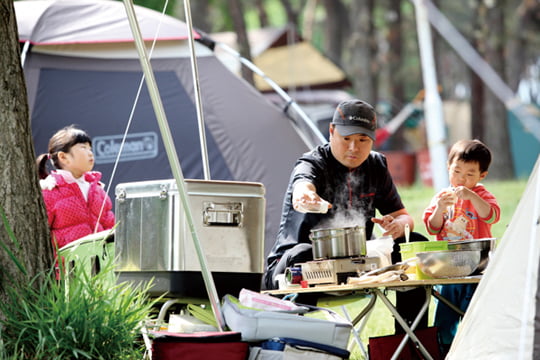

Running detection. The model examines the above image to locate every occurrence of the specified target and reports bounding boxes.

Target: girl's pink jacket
[40,170,115,250]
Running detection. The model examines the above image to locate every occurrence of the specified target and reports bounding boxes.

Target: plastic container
[400,241,448,279]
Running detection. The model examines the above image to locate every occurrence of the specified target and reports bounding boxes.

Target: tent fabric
[210,27,349,92]
[16,0,310,257]
[448,155,540,359]
[16,0,194,44]
[253,41,350,92]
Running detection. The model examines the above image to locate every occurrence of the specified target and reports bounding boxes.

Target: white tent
[448,155,540,359]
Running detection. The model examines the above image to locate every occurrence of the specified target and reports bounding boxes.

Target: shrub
[0,246,157,359]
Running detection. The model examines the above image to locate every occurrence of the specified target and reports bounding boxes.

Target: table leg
[432,287,465,316]
[341,305,370,360]
[351,291,377,326]
[373,287,434,360]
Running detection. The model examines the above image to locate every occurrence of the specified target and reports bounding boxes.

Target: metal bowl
[416,250,481,278]
[447,238,495,273]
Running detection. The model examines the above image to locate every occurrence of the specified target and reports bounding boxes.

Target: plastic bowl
[416,250,481,278]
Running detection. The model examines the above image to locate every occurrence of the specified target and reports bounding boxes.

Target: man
[263,99,428,333]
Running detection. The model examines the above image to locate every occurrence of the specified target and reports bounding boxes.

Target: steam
[315,171,367,230]
[316,208,366,230]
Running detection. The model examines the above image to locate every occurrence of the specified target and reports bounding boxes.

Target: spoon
[405,223,410,243]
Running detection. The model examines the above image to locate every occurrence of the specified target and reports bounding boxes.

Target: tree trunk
[255,0,269,28]
[470,70,485,139]
[302,0,318,41]
[172,0,212,33]
[0,0,52,294]
[321,0,348,67]
[470,3,485,140]
[505,0,537,92]
[227,0,254,86]
[384,0,407,149]
[387,0,404,106]
[482,0,514,179]
[346,0,376,105]
[279,0,300,26]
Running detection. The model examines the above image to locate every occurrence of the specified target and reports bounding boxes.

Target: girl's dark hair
[447,139,492,173]
[36,125,92,179]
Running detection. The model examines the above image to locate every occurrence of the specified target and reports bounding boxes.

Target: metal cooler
[114,179,265,298]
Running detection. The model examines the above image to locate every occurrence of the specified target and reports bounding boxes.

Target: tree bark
[505,0,539,92]
[302,0,318,41]
[0,0,52,294]
[279,0,300,27]
[321,0,348,67]
[346,0,376,105]
[387,0,404,106]
[482,0,514,179]
[470,2,485,140]
[227,0,254,85]
[255,0,269,28]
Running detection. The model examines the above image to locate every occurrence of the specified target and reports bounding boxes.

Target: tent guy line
[97,0,170,233]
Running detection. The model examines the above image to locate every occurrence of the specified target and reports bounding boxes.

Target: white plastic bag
[366,236,394,267]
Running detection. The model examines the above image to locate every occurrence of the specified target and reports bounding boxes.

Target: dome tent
[15,0,311,257]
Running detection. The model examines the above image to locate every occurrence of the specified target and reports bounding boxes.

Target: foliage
[130,0,177,16]
[0,205,26,275]
[0,210,157,360]
[0,262,157,360]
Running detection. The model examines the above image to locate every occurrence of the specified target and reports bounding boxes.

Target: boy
[423,139,500,354]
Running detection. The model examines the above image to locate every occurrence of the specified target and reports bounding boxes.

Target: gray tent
[15,0,310,256]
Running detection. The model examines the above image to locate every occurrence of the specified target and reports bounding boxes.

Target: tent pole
[20,40,30,67]
[412,0,449,190]
[183,0,211,180]
[121,0,225,331]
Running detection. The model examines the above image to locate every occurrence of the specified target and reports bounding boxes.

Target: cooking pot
[309,226,366,259]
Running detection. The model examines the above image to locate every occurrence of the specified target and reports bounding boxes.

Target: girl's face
[59,142,94,178]
[329,126,373,169]
[448,159,487,189]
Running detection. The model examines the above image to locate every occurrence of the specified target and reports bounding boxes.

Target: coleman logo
[94,132,158,164]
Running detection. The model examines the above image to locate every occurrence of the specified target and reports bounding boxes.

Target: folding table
[264,277,481,360]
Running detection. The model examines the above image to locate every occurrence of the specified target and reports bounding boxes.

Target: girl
[36,125,115,253]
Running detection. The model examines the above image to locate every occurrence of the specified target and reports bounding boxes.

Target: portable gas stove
[298,256,380,286]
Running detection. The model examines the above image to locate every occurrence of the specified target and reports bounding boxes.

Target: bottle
[295,199,330,214]
[311,200,330,214]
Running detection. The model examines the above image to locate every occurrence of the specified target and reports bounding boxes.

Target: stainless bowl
[416,250,481,278]
[447,238,495,273]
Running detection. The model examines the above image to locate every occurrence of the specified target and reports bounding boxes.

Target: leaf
[0,204,27,275]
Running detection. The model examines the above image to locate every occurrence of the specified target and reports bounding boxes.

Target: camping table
[263,276,481,360]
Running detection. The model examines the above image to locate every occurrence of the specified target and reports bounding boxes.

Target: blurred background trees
[136,0,539,180]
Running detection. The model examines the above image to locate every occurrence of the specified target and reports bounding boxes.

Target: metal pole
[183,0,211,180]
[412,0,449,190]
[121,0,225,331]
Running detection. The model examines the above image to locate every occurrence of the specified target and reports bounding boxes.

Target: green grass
[323,179,528,360]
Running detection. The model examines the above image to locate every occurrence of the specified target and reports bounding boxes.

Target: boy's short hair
[447,139,492,173]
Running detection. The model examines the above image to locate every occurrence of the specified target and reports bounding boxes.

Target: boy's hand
[453,186,475,201]
[436,188,457,208]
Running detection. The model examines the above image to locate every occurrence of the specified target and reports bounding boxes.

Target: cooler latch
[203,202,243,227]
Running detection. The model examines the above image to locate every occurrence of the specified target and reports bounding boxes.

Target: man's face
[329,125,373,169]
